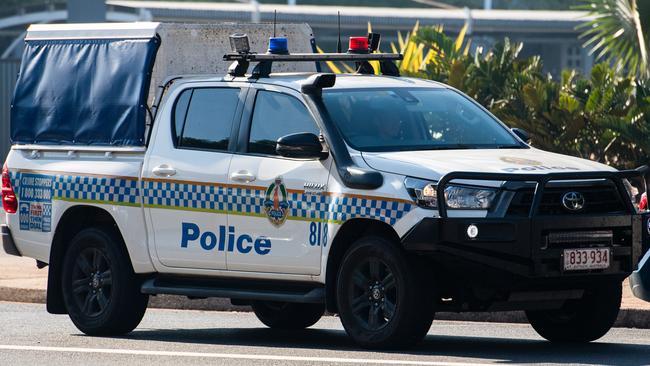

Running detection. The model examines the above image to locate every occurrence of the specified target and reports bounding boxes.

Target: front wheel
[525,281,621,343]
[336,236,435,349]
[61,227,148,336]
[251,301,325,329]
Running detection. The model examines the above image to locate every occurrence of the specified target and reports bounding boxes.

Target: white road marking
[0,344,492,365]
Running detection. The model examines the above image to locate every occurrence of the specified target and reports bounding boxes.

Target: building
[0,0,595,158]
[106,1,595,77]
[2,1,595,74]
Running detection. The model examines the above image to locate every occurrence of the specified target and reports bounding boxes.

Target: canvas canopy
[11,23,160,146]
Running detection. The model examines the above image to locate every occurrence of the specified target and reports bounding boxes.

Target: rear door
[143,82,247,270]
[227,85,332,275]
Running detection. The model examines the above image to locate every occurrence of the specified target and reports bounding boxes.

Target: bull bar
[402,166,650,281]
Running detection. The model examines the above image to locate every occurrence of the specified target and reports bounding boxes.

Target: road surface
[1,301,649,365]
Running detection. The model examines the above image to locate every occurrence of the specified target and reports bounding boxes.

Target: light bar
[223,52,403,62]
[547,230,613,246]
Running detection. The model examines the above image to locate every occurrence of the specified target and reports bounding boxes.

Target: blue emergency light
[268,37,289,54]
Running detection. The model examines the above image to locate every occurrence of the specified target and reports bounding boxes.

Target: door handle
[152,164,177,177]
[230,170,256,183]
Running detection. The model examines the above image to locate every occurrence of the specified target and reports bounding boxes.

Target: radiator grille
[506,184,627,216]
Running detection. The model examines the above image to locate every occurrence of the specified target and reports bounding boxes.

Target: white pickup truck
[3,22,649,349]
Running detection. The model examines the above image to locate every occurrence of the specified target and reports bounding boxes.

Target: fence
[0,60,19,162]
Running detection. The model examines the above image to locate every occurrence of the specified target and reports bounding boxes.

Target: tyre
[61,226,148,336]
[251,301,325,329]
[336,236,435,349]
[525,281,622,343]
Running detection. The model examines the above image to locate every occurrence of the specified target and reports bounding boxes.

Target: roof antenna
[336,11,342,53]
[273,10,277,38]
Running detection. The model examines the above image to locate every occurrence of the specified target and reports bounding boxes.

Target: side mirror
[512,128,530,143]
[276,132,328,160]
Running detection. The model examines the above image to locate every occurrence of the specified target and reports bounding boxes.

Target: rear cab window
[172,87,242,151]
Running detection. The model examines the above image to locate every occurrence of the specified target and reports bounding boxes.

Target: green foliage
[576,0,649,79]
[412,27,650,169]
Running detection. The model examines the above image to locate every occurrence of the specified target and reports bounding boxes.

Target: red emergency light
[348,37,369,53]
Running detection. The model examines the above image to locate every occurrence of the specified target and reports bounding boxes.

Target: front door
[227,86,331,275]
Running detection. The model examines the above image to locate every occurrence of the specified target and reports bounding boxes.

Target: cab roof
[173,72,448,92]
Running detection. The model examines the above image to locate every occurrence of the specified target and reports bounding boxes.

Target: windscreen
[321,88,522,152]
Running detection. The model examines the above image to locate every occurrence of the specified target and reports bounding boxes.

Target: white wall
[150,22,316,103]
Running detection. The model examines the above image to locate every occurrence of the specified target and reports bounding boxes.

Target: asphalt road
[1,301,649,366]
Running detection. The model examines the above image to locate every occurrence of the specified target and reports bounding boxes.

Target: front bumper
[402,168,649,282]
[402,214,641,279]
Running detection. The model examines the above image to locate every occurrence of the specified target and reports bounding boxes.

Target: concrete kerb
[2,285,650,329]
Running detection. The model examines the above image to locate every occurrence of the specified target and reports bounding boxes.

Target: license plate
[563,248,610,271]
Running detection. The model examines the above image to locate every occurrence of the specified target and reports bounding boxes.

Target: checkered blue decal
[142,180,413,225]
[53,175,140,205]
[9,171,413,226]
[11,171,140,206]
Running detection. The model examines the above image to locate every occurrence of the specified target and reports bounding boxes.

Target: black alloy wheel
[62,227,148,336]
[336,236,436,349]
[348,258,397,331]
[71,247,113,317]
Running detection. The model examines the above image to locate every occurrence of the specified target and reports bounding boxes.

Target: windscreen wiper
[426,144,474,150]
[495,144,527,149]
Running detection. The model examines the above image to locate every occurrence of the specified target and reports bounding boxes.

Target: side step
[141,276,325,304]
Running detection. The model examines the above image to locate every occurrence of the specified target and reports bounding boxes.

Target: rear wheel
[61,227,148,336]
[525,281,621,343]
[336,236,435,349]
[251,301,325,329]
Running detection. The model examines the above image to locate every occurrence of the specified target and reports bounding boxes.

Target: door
[227,87,332,275]
[143,84,246,270]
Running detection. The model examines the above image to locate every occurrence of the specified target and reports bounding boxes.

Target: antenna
[273,10,277,38]
[336,11,342,53]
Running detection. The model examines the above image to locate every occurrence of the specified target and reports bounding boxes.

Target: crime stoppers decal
[17,173,53,232]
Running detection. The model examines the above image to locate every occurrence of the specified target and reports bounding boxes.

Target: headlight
[445,185,497,209]
[404,177,498,210]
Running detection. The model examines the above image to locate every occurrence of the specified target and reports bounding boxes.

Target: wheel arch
[46,205,131,314]
[325,218,400,313]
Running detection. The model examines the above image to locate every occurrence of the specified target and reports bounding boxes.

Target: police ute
[3,22,650,349]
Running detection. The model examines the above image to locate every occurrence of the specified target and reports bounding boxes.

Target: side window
[172,89,192,146]
[248,90,319,155]
[176,88,240,151]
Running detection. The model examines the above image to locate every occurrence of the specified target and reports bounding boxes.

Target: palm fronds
[577,0,649,79]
